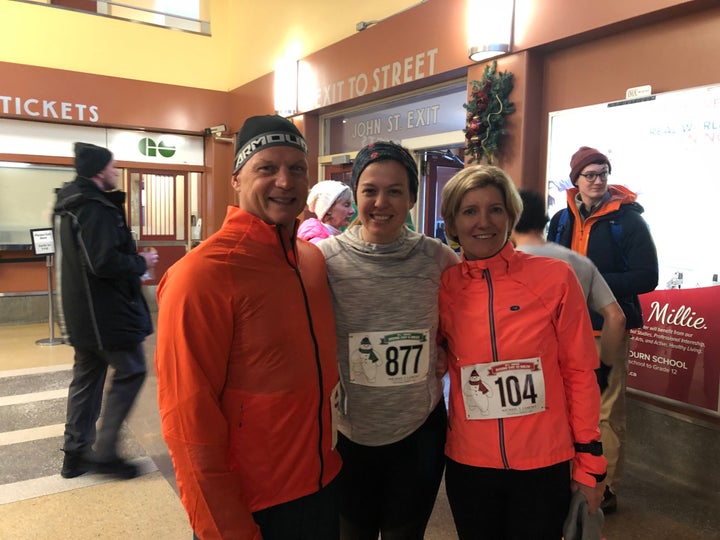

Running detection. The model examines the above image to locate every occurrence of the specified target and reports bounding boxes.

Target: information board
[546,83,720,415]
[547,83,720,289]
[30,228,55,256]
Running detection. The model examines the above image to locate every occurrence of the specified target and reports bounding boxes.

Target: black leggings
[445,458,571,540]
[337,400,447,540]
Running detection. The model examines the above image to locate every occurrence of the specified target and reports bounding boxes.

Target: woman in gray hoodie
[317,141,459,539]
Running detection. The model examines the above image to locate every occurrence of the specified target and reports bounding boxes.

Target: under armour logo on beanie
[233,115,308,174]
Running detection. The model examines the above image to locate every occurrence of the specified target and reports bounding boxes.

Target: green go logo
[139,138,176,158]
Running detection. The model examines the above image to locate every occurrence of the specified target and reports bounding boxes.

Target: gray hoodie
[318,225,458,446]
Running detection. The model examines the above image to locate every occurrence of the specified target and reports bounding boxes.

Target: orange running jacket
[439,242,606,487]
[155,207,342,539]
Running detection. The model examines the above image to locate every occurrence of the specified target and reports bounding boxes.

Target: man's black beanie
[74,142,113,178]
[232,115,307,174]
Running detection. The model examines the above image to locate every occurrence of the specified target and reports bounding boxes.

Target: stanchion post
[35,251,65,347]
[31,227,65,346]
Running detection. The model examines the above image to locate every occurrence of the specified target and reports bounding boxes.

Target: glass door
[127,169,190,284]
[420,149,464,242]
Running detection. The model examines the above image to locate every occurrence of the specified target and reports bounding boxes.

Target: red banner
[628,286,720,413]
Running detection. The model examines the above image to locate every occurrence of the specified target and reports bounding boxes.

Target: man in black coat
[548,146,658,514]
[54,142,158,479]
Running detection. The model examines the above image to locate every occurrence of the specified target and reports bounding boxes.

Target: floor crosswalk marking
[0,456,158,505]
[0,366,157,505]
[0,424,65,446]
[0,389,67,407]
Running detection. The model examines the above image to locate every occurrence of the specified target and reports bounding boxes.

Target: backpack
[553,208,627,268]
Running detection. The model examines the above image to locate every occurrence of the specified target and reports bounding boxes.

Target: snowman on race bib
[463,369,492,416]
[351,336,380,384]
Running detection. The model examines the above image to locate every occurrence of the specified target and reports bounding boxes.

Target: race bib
[348,330,430,387]
[460,357,546,419]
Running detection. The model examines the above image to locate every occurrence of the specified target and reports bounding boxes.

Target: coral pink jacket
[439,242,606,487]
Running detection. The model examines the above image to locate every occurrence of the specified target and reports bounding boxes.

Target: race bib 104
[348,330,430,387]
[460,357,546,419]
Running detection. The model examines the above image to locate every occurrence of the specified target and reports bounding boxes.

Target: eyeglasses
[578,171,609,182]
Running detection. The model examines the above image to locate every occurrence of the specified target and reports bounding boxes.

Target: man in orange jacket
[155,115,342,540]
[548,146,658,514]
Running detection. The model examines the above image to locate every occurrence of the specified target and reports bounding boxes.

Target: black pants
[445,458,571,540]
[337,400,447,540]
[63,343,146,460]
[193,477,339,540]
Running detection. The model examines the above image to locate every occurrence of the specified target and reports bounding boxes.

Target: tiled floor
[1,320,718,539]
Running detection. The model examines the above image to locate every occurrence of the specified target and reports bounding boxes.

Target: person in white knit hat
[297,180,355,244]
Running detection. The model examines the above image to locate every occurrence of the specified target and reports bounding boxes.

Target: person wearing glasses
[548,146,658,515]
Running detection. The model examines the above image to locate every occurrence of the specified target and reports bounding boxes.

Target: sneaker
[600,485,617,514]
[88,457,139,479]
[60,452,89,479]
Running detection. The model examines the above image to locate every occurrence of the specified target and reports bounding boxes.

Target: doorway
[419,148,464,241]
[319,146,465,241]
[126,169,198,283]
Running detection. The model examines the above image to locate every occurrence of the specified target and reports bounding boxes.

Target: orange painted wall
[0,61,230,132]
[512,0,714,51]
[535,5,720,193]
[0,253,48,293]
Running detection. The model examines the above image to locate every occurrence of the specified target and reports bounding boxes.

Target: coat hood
[54,176,126,213]
[565,184,644,215]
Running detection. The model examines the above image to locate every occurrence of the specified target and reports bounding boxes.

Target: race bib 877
[348,329,430,387]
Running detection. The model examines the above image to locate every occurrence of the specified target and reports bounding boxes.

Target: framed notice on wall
[546,83,720,289]
[30,228,55,256]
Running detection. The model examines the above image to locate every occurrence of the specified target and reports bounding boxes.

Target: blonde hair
[440,165,523,244]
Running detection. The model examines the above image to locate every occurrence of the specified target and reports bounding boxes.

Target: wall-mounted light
[274,55,299,117]
[467,0,514,62]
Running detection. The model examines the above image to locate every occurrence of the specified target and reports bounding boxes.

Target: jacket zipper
[483,268,510,469]
[277,225,326,491]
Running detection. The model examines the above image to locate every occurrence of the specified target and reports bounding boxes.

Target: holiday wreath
[463,60,515,165]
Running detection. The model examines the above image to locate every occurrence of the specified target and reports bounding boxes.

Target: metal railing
[11,0,211,35]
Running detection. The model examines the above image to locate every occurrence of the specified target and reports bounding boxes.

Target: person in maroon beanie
[548,146,658,514]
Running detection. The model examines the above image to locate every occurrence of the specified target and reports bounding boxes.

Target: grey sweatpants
[63,343,147,460]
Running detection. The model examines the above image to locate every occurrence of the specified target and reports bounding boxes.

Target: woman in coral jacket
[438,165,607,540]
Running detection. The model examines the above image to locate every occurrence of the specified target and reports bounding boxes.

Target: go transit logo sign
[138,138,176,158]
